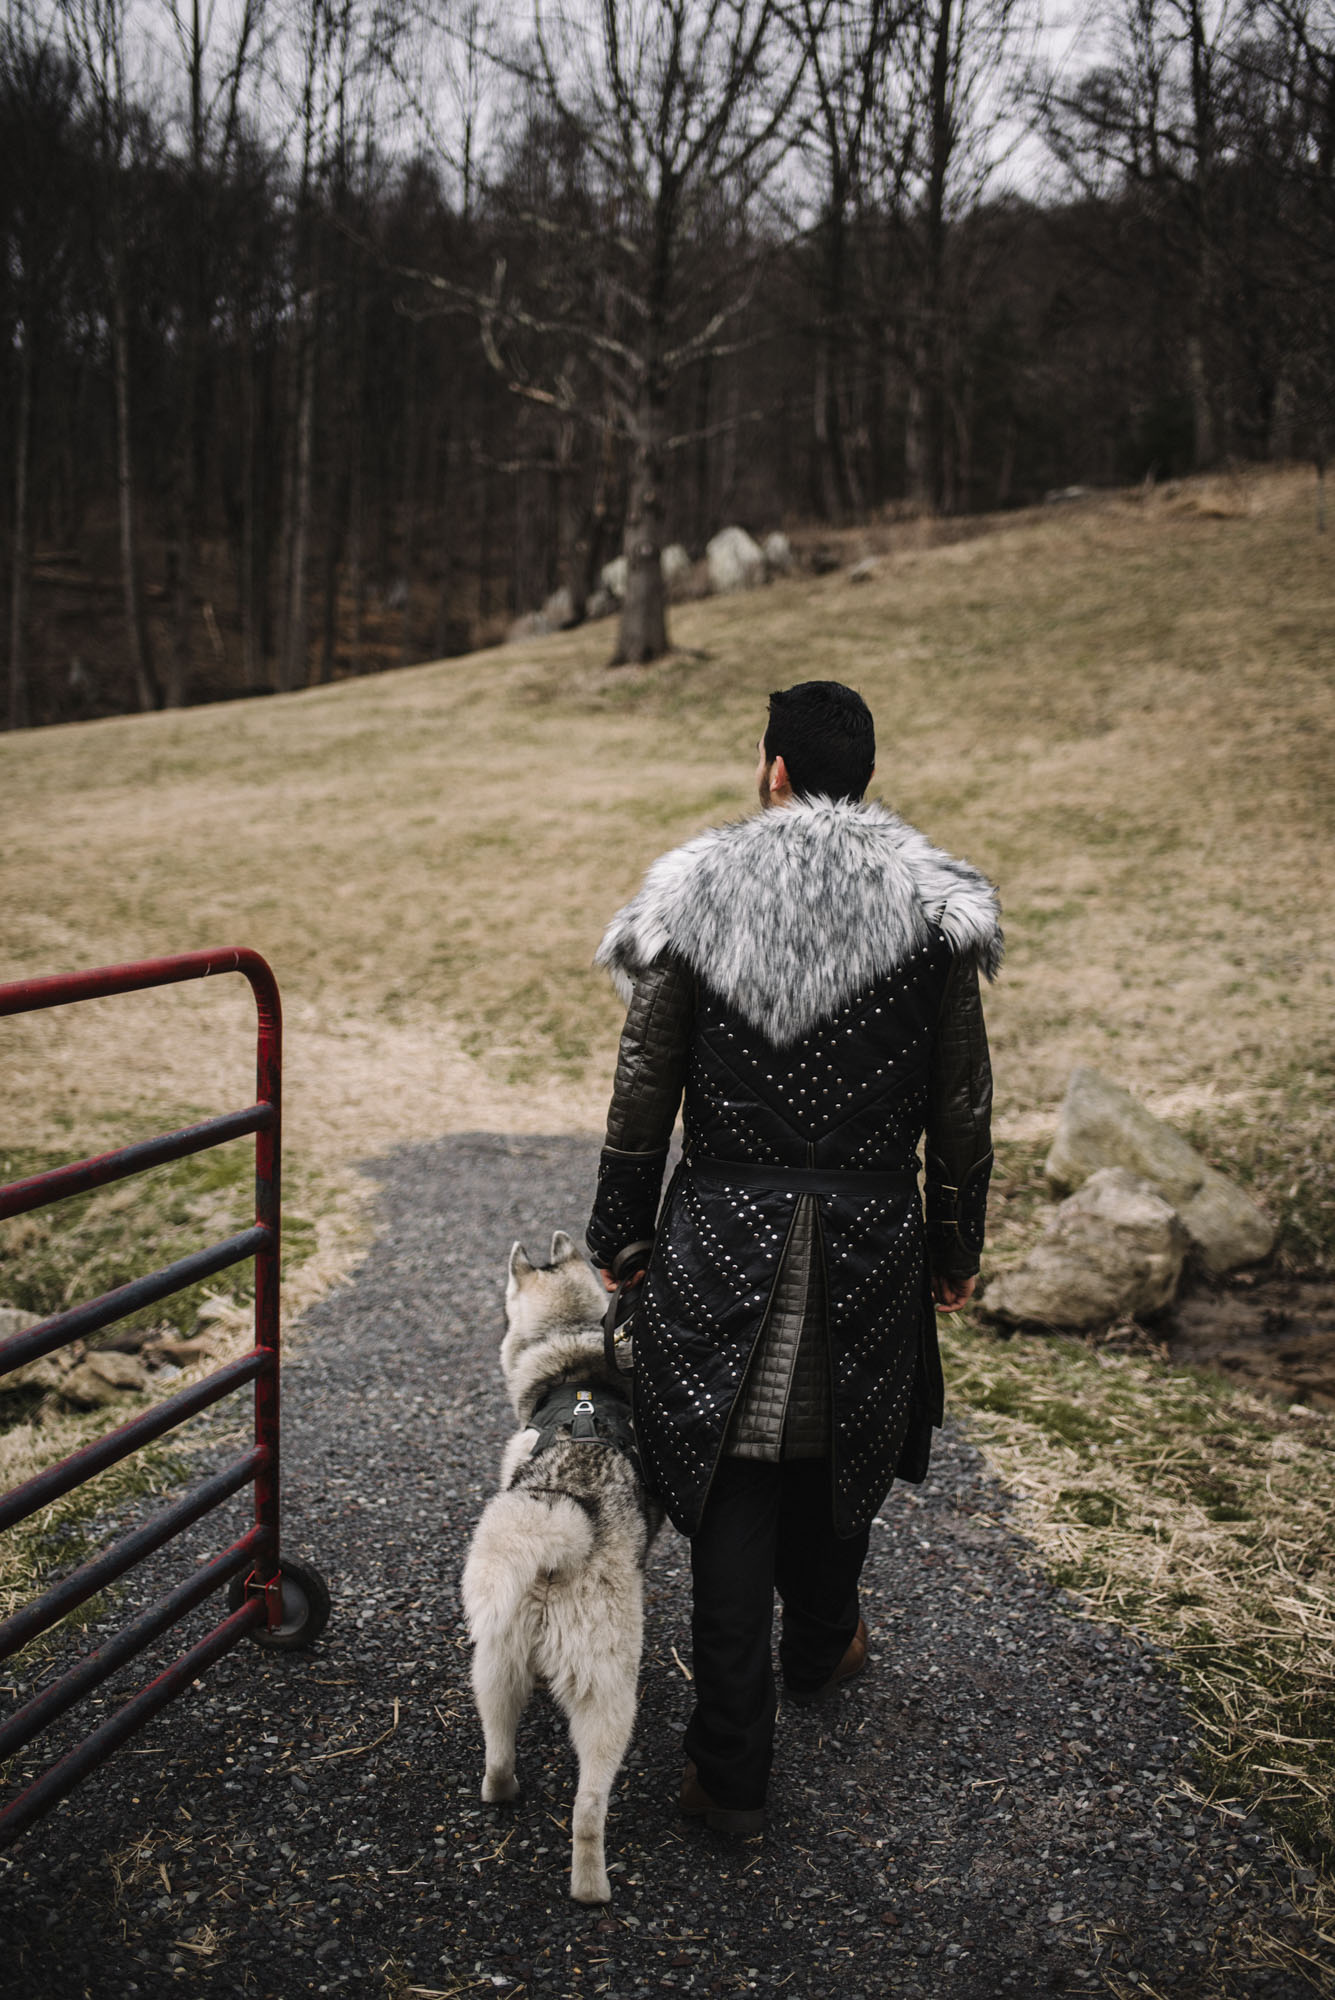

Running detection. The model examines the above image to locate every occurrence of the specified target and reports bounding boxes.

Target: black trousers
[682,1456,871,1809]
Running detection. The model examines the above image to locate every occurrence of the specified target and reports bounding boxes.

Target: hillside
[3,468,1332,1243]
[4,468,1334,1907]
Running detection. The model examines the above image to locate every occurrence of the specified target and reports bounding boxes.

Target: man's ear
[770,753,792,798]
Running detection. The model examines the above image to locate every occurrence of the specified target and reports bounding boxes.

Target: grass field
[2,466,1333,1949]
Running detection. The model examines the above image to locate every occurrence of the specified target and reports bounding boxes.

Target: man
[586,680,1000,1834]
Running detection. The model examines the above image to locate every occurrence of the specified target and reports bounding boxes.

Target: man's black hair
[764,681,875,802]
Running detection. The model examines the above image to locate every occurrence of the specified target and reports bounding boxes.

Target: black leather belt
[688,1155,919,1196]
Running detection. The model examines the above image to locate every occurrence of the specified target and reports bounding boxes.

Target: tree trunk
[165,0,212,708]
[433,428,455,658]
[280,296,316,692]
[908,0,955,514]
[1185,0,1220,471]
[578,415,617,612]
[1186,333,1217,470]
[814,196,861,519]
[693,356,712,545]
[348,438,364,671]
[813,337,843,520]
[7,324,33,731]
[867,325,888,508]
[166,284,201,707]
[347,290,367,672]
[112,274,161,712]
[317,472,348,684]
[905,348,935,512]
[612,381,669,666]
[553,414,586,624]
[275,322,297,687]
[477,459,494,622]
[238,319,265,690]
[399,319,419,666]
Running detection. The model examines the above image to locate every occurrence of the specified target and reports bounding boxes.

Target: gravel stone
[0,1135,1324,1998]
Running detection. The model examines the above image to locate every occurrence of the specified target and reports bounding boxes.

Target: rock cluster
[1,1330,151,1408]
[1046,1067,1274,1274]
[0,1306,207,1413]
[706,525,766,594]
[985,1068,1275,1331]
[506,527,804,641]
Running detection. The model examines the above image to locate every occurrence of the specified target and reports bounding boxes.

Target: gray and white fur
[460,1231,662,1904]
[596,795,1003,1047]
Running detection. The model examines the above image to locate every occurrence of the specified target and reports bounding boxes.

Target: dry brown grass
[938,1309,1335,1985]
[3,463,1331,1211]
[3,463,1334,1919]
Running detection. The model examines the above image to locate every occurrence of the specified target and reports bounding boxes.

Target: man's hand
[599,1266,647,1291]
[931,1272,977,1313]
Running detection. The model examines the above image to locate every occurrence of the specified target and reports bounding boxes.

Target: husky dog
[461,1230,663,1904]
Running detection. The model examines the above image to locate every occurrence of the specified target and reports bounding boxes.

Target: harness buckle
[570,1387,599,1442]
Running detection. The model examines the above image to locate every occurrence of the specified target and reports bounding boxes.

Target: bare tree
[790,0,908,517]
[272,0,356,690]
[1037,0,1245,468]
[156,0,268,705]
[858,0,1032,510]
[1229,0,1335,500]
[404,0,810,663]
[60,0,163,710]
[2,8,84,728]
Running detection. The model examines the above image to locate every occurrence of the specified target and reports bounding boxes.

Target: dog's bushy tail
[461,1489,595,1645]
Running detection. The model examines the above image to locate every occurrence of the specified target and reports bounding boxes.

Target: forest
[2,0,1332,726]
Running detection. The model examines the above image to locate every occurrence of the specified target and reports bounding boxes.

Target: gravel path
[2,1135,1323,2000]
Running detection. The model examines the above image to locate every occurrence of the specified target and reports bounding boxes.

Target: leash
[602,1238,653,1378]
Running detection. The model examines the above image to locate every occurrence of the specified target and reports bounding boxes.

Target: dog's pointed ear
[549,1230,579,1266]
[509,1241,536,1282]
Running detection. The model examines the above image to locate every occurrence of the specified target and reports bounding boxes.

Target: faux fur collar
[596,797,1002,1047]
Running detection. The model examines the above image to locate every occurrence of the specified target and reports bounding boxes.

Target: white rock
[0,1304,33,1342]
[985,1168,1189,1329]
[706,526,766,595]
[1046,1067,1274,1274]
[848,556,880,584]
[763,532,794,575]
[585,589,615,621]
[6,1356,65,1395]
[660,544,692,587]
[541,586,576,629]
[600,555,628,601]
[59,1349,150,1408]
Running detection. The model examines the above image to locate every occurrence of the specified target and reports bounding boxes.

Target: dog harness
[525,1379,641,1477]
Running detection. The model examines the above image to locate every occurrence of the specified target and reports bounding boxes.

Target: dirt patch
[1168,1271,1335,1412]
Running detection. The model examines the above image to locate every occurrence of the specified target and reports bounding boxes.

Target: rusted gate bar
[0,948,327,1847]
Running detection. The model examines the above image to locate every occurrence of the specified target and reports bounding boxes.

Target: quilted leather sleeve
[924,954,994,1280]
[586,954,695,1270]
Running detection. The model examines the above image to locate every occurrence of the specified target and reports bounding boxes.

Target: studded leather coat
[586,797,1001,1540]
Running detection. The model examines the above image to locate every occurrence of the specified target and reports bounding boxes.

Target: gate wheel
[229,1557,331,1650]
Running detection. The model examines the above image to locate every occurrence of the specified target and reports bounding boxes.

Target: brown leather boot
[679,1763,767,1836]
[785,1617,869,1706]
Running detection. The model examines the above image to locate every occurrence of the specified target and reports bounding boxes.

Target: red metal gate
[0,948,327,1845]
